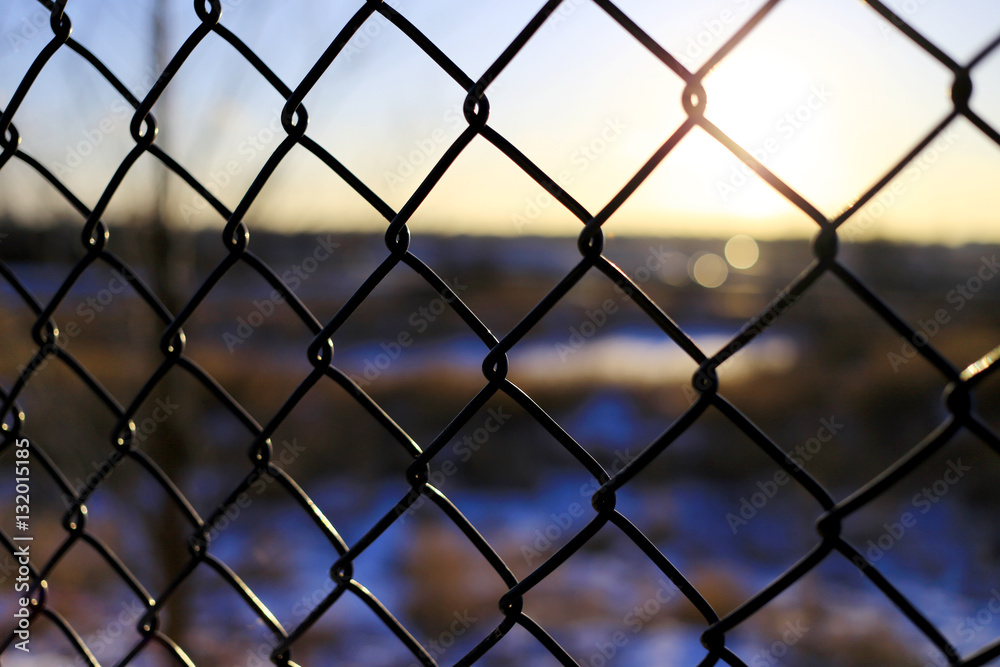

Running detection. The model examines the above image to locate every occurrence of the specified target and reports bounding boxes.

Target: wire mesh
[2,0,1000,665]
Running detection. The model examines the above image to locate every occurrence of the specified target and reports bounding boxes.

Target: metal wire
[2,0,1000,665]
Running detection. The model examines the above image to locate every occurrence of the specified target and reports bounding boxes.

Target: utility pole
[147,0,195,651]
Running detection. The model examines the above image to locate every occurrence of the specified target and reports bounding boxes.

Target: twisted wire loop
[2,0,1000,665]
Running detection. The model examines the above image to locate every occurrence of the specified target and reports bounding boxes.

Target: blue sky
[1,0,999,242]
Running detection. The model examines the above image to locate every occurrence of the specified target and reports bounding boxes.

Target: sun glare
[701,47,817,146]
[725,234,760,269]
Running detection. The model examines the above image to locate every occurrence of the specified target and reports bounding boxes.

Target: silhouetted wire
[1,0,1000,665]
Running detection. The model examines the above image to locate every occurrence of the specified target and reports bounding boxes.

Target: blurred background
[1,0,1000,665]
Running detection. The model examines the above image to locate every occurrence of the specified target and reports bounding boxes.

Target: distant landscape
[2,221,1000,666]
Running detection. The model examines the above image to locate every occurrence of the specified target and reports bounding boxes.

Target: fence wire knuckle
[2,0,1000,665]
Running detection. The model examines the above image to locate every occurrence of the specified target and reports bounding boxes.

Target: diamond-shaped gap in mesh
[47,259,163,402]
[261,375,415,546]
[93,149,177,229]
[612,407,824,607]
[392,510,509,661]
[421,397,602,583]
[713,269,953,495]
[122,365,263,524]
[76,452,199,596]
[75,1,207,97]
[484,0,688,216]
[504,264,701,389]
[402,233,581,343]
[197,472,342,637]
[321,491,504,664]
[726,553,936,666]
[5,42,136,200]
[29,539,147,665]
[517,524,711,666]
[220,127,393,234]
[839,241,1000,374]
[871,0,1000,65]
[60,0,164,92]
[609,123,822,238]
[0,158,92,228]
[295,11,467,211]
[972,43,1000,132]
[328,265,490,444]
[839,116,1000,246]
[181,257,318,422]
[698,0,954,220]
[500,268,694,458]
[162,53,293,221]
[10,356,121,492]
[232,229,378,325]
[840,430,1000,655]
[403,131,591,240]
[599,234,814,348]
[161,561,283,665]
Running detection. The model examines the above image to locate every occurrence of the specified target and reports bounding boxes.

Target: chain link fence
[2,0,1000,665]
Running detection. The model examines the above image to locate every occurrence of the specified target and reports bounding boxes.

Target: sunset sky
[1,0,999,243]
